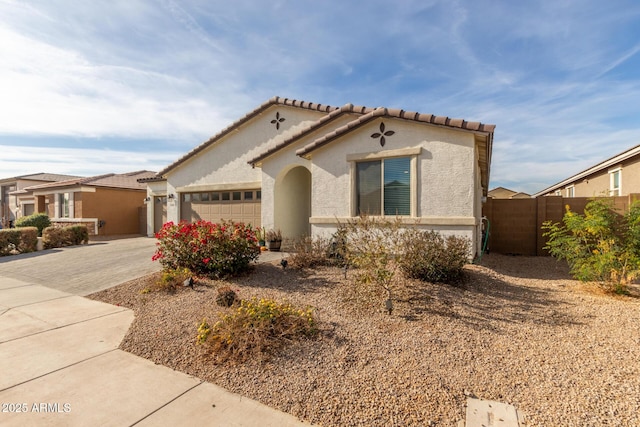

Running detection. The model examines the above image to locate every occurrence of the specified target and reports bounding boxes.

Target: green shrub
[0,227,38,256]
[543,198,640,294]
[152,220,260,278]
[15,213,51,237]
[398,230,470,284]
[151,268,191,292]
[197,297,316,363]
[42,225,89,249]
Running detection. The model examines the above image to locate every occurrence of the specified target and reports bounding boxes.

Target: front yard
[88,254,640,426]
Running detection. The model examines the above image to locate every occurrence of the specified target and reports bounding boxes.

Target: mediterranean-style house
[17,171,155,236]
[534,143,640,198]
[0,173,82,227]
[141,97,495,256]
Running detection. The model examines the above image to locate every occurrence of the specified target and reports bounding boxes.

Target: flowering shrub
[197,297,316,363]
[152,220,260,278]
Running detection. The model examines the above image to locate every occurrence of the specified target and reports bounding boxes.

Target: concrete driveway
[0,236,160,296]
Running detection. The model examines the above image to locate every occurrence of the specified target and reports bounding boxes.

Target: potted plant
[256,228,266,247]
[265,229,282,251]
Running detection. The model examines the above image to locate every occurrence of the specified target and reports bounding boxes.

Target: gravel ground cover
[88,254,640,426]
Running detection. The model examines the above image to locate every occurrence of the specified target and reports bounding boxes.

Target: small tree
[542,198,640,293]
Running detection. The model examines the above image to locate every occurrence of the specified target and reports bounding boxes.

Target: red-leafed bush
[152,220,260,278]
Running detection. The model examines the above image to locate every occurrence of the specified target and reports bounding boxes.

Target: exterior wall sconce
[168,194,176,200]
[143,197,151,203]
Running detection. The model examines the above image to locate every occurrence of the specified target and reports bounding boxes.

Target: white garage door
[181,190,261,227]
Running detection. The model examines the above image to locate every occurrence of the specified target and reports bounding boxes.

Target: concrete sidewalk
[0,276,311,427]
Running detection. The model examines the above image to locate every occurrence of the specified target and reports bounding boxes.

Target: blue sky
[1,0,639,194]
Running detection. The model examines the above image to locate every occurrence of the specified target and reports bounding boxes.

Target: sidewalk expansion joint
[0,307,131,344]
[129,381,205,426]
[0,349,119,393]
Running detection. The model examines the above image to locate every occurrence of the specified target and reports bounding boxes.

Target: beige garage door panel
[181,190,260,227]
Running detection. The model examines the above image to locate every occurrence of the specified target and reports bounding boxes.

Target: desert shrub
[0,229,21,256]
[15,213,51,237]
[0,227,39,256]
[153,220,260,278]
[543,198,640,294]
[398,229,470,284]
[289,235,333,268]
[150,268,192,292]
[215,286,238,307]
[67,225,89,245]
[339,216,405,314]
[197,298,316,363]
[17,227,38,253]
[42,225,89,249]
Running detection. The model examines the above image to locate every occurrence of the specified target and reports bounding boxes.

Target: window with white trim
[356,157,411,216]
[566,186,574,198]
[58,193,71,218]
[609,168,621,196]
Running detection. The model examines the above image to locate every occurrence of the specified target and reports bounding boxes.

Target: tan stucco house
[18,171,155,236]
[142,97,495,256]
[535,143,640,198]
[488,187,531,199]
[1,173,82,227]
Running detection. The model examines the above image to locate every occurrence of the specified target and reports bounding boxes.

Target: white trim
[609,167,622,196]
[566,185,575,198]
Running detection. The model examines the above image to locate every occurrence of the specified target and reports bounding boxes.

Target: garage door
[180,190,261,227]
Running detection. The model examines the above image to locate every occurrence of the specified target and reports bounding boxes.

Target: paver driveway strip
[0,236,160,295]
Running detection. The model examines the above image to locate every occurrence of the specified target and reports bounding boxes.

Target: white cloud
[0,144,181,178]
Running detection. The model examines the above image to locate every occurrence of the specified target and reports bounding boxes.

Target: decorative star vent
[270,112,286,130]
[370,122,395,147]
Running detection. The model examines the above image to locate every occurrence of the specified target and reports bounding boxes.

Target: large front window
[356,157,410,215]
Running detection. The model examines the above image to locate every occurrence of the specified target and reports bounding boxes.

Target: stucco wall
[164,105,329,223]
[309,118,477,219]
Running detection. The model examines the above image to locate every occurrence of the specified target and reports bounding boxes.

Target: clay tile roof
[295,106,495,158]
[155,96,339,177]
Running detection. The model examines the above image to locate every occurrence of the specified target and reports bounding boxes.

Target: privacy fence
[482,194,640,256]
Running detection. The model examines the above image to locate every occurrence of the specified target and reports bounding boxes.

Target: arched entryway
[274,166,311,240]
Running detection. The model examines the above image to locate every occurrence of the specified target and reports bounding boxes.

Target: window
[58,193,71,218]
[610,168,621,196]
[566,186,574,198]
[244,191,253,200]
[356,157,411,216]
[232,191,242,201]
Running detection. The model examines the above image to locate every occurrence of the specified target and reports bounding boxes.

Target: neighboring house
[488,187,531,199]
[141,96,495,256]
[535,143,640,198]
[0,173,82,227]
[18,171,155,236]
